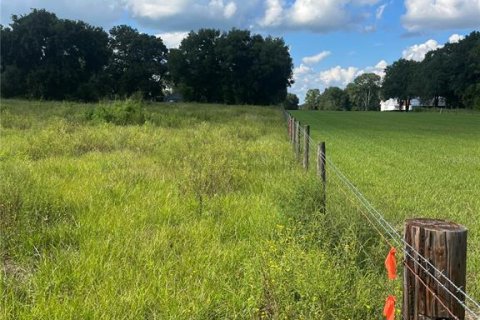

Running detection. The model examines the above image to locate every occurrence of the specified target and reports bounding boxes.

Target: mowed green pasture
[2,100,395,319]
[291,110,480,300]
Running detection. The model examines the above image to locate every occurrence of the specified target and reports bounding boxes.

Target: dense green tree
[319,87,349,111]
[107,25,168,99]
[304,89,321,110]
[169,28,292,105]
[382,59,419,111]
[283,93,299,110]
[168,29,222,102]
[1,9,110,100]
[351,73,381,111]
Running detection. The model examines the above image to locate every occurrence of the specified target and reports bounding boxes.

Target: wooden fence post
[292,119,297,150]
[303,125,310,170]
[295,121,301,160]
[317,142,326,211]
[403,218,467,320]
[288,116,292,141]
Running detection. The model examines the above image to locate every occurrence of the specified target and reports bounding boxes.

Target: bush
[86,99,146,125]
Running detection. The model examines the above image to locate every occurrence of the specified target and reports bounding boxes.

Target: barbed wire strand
[327,157,462,319]
[284,112,480,318]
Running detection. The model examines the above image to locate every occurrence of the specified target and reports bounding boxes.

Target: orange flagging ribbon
[383,295,396,320]
[385,247,397,280]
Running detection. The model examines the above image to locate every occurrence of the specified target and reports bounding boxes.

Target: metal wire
[284,112,480,318]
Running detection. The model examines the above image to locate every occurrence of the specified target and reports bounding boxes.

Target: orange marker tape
[385,247,397,280]
[383,295,396,320]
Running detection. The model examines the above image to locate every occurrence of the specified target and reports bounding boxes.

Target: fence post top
[405,218,467,232]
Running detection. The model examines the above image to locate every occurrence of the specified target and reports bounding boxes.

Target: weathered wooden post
[292,119,297,149]
[288,116,292,141]
[317,142,326,211]
[303,125,310,170]
[403,218,468,320]
[295,121,301,160]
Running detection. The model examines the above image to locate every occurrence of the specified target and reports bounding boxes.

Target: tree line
[300,31,480,111]
[1,9,293,105]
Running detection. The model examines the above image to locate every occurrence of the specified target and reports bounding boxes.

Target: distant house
[380,98,400,111]
[380,97,445,111]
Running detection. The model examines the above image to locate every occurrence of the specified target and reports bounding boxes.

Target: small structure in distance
[380,97,446,111]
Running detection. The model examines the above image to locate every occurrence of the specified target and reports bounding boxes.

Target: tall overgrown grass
[2,100,392,319]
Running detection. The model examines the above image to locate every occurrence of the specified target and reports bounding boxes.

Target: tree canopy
[169,29,293,105]
[1,9,293,105]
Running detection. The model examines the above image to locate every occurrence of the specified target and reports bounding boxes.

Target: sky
[1,1,479,102]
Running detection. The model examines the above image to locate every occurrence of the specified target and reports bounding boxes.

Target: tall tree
[382,59,419,111]
[168,29,222,102]
[352,73,381,111]
[107,25,168,99]
[319,87,349,111]
[1,9,110,100]
[169,28,292,105]
[283,93,299,110]
[304,89,321,110]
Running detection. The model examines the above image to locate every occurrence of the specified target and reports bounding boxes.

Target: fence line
[283,111,480,320]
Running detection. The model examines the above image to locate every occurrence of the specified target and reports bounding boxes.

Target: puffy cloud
[402,0,480,32]
[302,51,331,65]
[156,31,189,48]
[448,33,465,43]
[319,66,360,87]
[0,0,124,28]
[259,0,284,27]
[363,59,388,77]
[259,0,381,32]
[402,39,442,61]
[290,60,388,102]
[124,0,245,30]
[2,0,383,33]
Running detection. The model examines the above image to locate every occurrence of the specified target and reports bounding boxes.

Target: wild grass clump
[85,99,146,125]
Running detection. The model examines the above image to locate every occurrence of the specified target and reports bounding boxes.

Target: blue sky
[1,0,479,101]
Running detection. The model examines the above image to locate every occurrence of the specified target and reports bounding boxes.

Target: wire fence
[284,111,480,320]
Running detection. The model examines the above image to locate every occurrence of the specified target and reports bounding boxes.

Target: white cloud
[448,33,465,43]
[319,66,361,87]
[156,31,189,48]
[402,39,442,61]
[302,51,331,65]
[402,0,480,32]
[376,3,387,19]
[259,0,381,32]
[2,0,383,34]
[0,0,124,28]
[259,0,284,27]
[363,59,388,77]
[290,59,388,102]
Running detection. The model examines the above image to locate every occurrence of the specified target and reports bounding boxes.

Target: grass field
[291,110,480,300]
[1,100,393,319]
[1,100,478,319]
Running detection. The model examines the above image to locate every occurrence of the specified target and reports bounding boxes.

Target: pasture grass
[291,110,480,301]
[2,100,391,319]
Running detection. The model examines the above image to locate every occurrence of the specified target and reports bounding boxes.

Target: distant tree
[107,25,168,100]
[304,89,321,110]
[382,59,419,111]
[168,29,222,102]
[283,93,299,109]
[319,87,349,111]
[0,9,110,100]
[169,28,292,105]
[351,73,381,111]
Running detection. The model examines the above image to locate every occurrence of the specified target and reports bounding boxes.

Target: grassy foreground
[1,100,389,319]
[291,110,480,300]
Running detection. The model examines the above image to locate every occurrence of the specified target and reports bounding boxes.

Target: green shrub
[86,99,146,125]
